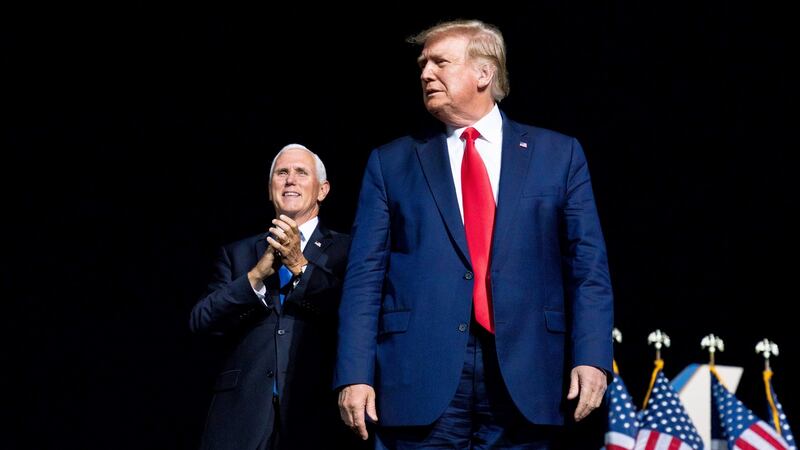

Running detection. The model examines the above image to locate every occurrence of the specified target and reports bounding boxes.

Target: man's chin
[424,97,446,109]
[426,105,454,123]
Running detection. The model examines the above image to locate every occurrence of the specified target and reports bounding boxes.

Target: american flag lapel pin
[314,241,322,247]
[519,141,528,148]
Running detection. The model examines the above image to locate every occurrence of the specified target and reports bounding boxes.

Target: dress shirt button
[464,271,474,280]
[458,323,468,332]
[277,329,286,335]
[266,370,274,378]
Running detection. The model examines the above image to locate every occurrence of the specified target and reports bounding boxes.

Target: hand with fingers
[247,242,277,289]
[266,214,309,276]
[338,383,378,441]
[567,365,607,421]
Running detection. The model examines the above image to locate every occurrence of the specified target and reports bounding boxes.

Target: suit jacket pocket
[378,309,411,336]
[213,369,241,392]
[544,310,566,333]
[522,185,563,197]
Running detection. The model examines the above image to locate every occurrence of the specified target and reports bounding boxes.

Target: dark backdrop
[4,3,797,449]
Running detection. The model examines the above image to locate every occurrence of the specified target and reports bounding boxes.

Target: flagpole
[612,327,622,375]
[757,338,783,436]
[641,329,669,409]
[702,333,727,390]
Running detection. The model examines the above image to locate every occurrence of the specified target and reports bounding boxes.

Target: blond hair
[408,19,509,101]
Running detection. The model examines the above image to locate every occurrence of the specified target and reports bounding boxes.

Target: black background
[4,3,797,449]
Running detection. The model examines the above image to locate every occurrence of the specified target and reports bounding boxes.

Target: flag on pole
[711,371,789,450]
[605,373,639,450]
[764,370,796,450]
[635,370,704,450]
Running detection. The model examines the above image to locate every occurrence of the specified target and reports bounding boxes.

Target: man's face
[269,148,329,224]
[418,34,483,126]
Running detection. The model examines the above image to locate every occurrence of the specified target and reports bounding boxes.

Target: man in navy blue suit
[336,20,613,449]
[191,144,365,449]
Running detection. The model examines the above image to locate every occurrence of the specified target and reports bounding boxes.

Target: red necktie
[460,127,495,333]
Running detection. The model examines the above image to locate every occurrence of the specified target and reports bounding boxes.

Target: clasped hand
[267,214,308,276]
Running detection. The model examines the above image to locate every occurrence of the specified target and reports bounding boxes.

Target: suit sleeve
[562,138,614,374]
[284,235,350,316]
[189,246,268,335]
[334,150,390,389]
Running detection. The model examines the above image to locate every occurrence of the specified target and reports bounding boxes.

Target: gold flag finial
[701,333,725,366]
[647,329,670,362]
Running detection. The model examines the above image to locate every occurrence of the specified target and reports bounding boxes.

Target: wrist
[247,270,264,288]
[288,259,308,277]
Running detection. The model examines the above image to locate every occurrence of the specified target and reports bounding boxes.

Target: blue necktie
[278,265,293,305]
[274,265,293,397]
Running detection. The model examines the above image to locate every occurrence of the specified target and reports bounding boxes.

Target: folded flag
[605,372,639,450]
[711,370,789,450]
[635,367,703,450]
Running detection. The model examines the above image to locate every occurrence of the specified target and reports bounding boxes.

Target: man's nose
[420,63,435,81]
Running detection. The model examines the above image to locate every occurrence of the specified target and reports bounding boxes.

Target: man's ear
[317,180,330,202]
[476,63,495,90]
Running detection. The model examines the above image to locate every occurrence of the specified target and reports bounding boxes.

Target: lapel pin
[519,142,528,148]
[315,241,322,247]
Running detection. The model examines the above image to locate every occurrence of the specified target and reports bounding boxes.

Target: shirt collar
[447,104,502,144]
[297,216,319,249]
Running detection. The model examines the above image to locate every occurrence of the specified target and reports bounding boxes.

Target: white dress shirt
[446,104,503,221]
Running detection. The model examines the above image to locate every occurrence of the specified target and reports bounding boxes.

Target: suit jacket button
[464,271,473,280]
[266,370,274,378]
[277,329,286,335]
[458,323,468,332]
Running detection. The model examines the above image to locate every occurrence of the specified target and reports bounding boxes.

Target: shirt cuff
[291,264,307,288]
[252,281,268,307]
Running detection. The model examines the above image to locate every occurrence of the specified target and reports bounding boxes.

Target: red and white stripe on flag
[733,420,789,450]
[635,429,696,450]
[606,431,636,450]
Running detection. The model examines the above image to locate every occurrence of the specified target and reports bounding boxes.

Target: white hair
[269,143,327,182]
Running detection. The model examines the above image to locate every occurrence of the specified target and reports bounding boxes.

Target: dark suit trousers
[376,323,563,449]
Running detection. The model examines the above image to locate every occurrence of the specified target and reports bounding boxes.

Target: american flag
[634,371,703,450]
[766,375,796,450]
[605,374,639,450]
[711,373,789,449]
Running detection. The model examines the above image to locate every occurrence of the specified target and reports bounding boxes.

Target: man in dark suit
[336,20,613,449]
[191,144,361,449]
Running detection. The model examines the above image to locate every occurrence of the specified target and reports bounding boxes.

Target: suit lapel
[303,222,332,263]
[491,117,532,270]
[416,134,471,264]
